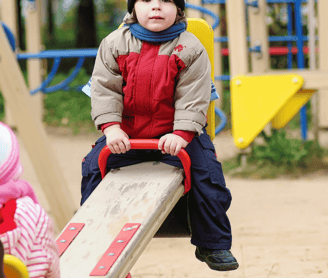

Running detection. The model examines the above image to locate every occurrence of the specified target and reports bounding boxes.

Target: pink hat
[0,122,39,205]
[0,122,22,185]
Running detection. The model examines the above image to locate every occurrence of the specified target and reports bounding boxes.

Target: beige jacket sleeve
[173,40,212,136]
[91,36,124,129]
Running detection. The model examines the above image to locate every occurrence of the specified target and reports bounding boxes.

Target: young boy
[81,0,238,271]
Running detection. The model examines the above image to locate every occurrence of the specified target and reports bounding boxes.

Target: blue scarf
[128,22,186,43]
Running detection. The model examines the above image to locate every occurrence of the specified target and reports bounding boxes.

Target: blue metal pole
[294,0,308,141]
[287,3,293,69]
[215,107,227,134]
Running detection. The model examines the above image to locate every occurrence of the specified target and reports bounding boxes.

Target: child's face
[134,0,177,32]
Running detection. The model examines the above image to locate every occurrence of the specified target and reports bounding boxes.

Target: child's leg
[187,133,232,250]
[160,129,232,249]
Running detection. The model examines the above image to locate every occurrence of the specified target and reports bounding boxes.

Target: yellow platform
[271,89,315,129]
[231,74,315,149]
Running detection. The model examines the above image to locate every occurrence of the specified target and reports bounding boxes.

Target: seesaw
[56,139,191,277]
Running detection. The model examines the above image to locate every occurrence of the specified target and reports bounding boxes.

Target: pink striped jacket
[0,196,60,278]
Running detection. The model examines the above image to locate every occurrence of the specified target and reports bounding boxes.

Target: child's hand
[104,125,131,154]
[158,133,189,156]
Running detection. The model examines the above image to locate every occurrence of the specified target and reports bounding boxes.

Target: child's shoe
[195,247,239,271]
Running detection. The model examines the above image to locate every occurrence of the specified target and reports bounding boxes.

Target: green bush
[249,129,323,169]
[0,68,94,134]
[223,128,327,179]
[43,68,95,133]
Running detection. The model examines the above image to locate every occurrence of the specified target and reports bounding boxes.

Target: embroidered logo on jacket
[174,44,186,52]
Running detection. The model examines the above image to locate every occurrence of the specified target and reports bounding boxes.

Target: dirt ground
[17,127,328,278]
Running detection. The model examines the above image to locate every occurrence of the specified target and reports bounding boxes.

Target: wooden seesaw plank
[58,161,185,278]
[0,23,76,230]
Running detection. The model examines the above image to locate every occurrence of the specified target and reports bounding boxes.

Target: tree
[17,0,25,50]
[75,0,97,48]
[75,0,97,73]
[47,0,55,43]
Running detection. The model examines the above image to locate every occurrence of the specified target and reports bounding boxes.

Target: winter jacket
[0,197,60,278]
[91,20,212,138]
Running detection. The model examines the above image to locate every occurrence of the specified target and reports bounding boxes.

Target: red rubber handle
[98,139,191,193]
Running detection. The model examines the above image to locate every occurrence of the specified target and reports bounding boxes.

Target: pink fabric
[0,179,39,207]
[0,122,39,206]
[0,197,60,278]
[0,123,21,184]
[0,123,59,277]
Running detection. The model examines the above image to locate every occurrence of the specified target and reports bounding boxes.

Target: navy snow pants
[81,129,232,249]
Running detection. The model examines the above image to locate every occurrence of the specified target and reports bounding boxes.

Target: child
[0,122,60,277]
[81,0,239,271]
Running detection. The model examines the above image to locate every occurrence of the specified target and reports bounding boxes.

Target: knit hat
[0,122,39,205]
[0,122,22,184]
[128,0,185,14]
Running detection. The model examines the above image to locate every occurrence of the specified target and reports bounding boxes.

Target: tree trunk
[76,0,97,48]
[47,0,55,43]
[75,0,97,74]
[17,0,25,50]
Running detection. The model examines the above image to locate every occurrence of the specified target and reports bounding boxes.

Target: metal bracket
[90,223,141,276]
[56,223,85,256]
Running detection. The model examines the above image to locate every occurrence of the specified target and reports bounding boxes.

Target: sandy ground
[16,127,328,278]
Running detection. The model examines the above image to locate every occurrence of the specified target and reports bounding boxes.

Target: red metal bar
[98,139,191,193]
[56,223,85,256]
[221,46,319,56]
[90,223,141,276]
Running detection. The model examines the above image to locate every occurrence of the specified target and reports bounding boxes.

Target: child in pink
[0,122,60,277]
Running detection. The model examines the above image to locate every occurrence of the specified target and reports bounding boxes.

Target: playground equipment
[0,21,76,230]
[231,73,315,149]
[57,140,190,277]
[0,0,43,126]
[224,0,328,149]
